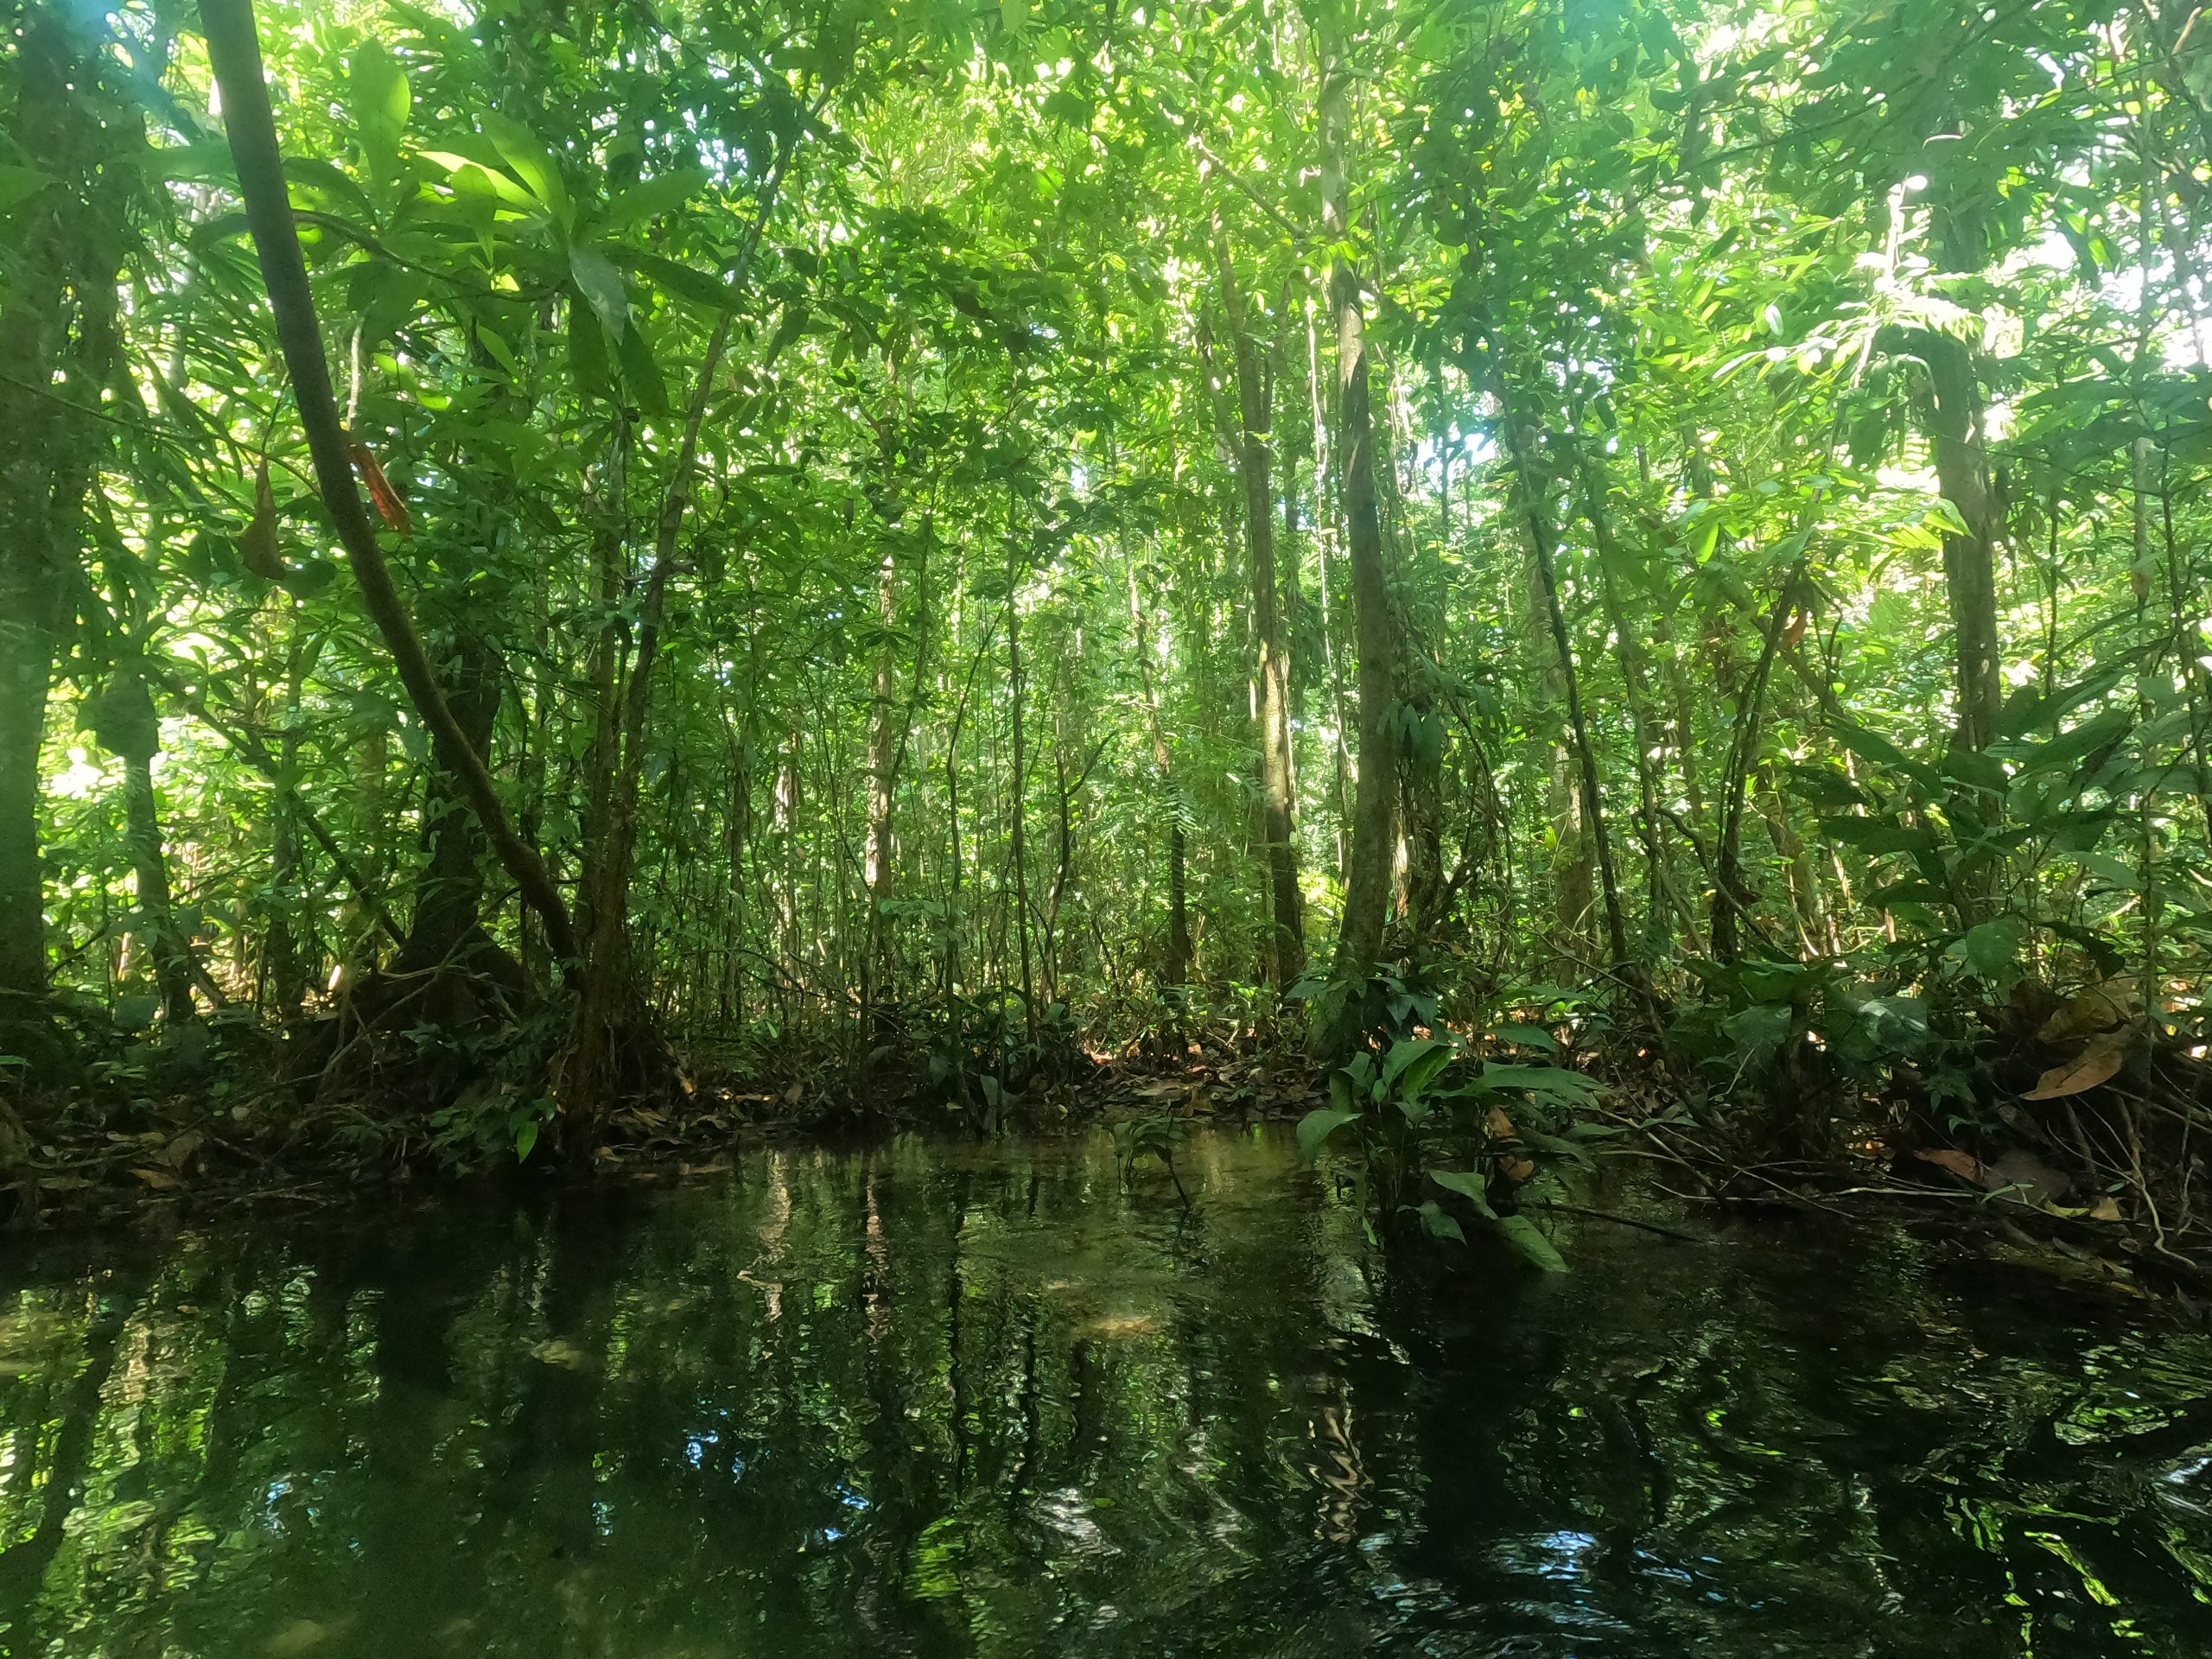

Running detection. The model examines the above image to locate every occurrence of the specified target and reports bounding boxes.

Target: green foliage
[5,0,2209,1236]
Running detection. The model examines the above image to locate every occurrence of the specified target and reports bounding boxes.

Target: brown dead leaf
[2023,1038,2126,1100]
[346,434,414,535]
[2087,1195,2123,1223]
[1911,1147,1986,1183]
[238,458,285,580]
[130,1167,179,1190]
[1486,1105,1535,1183]
[783,1082,804,1105]
[2037,985,2133,1042]
[161,1129,204,1171]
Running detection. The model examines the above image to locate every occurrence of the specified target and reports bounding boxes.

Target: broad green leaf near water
[1416,1201,1465,1243]
[1494,1215,1569,1272]
[1297,1108,1357,1164]
[1429,1168,1497,1216]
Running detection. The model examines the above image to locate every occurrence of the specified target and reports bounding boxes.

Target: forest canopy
[4,0,2209,1234]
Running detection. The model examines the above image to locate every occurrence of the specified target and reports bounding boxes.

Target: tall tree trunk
[563,146,791,1124]
[1578,454,1673,960]
[1129,568,1191,992]
[1502,408,1634,985]
[1306,297,1356,876]
[861,538,899,1039]
[1529,550,1594,977]
[1005,547,1037,1040]
[122,748,195,1026]
[1314,9,1397,1050]
[1923,328,2004,754]
[1214,225,1305,984]
[393,634,501,977]
[0,5,125,1033]
[264,613,315,1014]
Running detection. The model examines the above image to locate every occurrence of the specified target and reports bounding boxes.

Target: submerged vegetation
[5,0,2212,1262]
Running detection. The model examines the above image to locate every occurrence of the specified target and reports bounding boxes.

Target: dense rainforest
[4,0,2212,1268]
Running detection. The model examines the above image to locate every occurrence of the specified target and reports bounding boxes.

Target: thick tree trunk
[394,635,500,976]
[1214,226,1305,985]
[1315,13,1397,1049]
[0,6,124,1028]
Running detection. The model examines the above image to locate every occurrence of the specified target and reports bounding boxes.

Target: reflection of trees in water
[0,1134,2208,1655]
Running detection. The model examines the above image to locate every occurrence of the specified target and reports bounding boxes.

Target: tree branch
[200,0,579,968]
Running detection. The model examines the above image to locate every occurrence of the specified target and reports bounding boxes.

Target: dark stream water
[0,1128,2208,1657]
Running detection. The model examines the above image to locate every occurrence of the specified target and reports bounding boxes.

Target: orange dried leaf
[1911,1147,1986,1183]
[2023,1039,2125,1100]
[347,436,414,535]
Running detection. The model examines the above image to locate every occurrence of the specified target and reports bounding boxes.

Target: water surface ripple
[0,1128,2206,1656]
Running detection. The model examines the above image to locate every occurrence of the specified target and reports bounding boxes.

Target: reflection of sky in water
[0,1127,2202,1658]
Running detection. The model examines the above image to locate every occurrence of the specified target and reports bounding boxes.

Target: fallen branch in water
[1534,1200,1705,1244]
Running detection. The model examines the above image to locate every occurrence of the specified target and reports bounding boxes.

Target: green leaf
[567,299,613,398]
[626,252,736,312]
[480,111,569,227]
[1429,1167,1498,1216]
[613,318,670,417]
[2068,849,2140,889]
[1297,1107,1357,1164]
[1783,764,1867,809]
[1942,746,2010,792]
[570,245,630,339]
[1961,915,2025,985]
[350,40,410,176]
[1495,1214,1569,1272]
[1415,1200,1465,1243]
[605,168,709,231]
[1478,1063,1604,1104]
[1519,1128,1598,1169]
[0,163,55,210]
[1722,1001,1794,1052]
[1829,721,1939,792]
[1490,1022,1560,1051]
[1380,1039,1451,1092]
[277,558,338,599]
[2018,709,2133,778]
[515,1118,539,1161]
